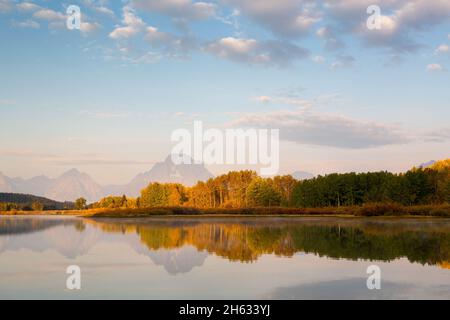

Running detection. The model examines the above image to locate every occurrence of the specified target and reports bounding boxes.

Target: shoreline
[1,203,450,218]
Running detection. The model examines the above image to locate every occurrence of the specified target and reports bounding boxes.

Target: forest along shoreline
[1,159,449,218]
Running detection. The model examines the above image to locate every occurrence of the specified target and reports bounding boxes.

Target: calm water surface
[0,215,449,299]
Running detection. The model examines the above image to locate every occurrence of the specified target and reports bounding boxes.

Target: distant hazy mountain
[1,155,214,202]
[0,169,102,203]
[0,173,13,193]
[417,160,436,169]
[103,155,213,197]
[45,169,103,203]
[292,171,315,180]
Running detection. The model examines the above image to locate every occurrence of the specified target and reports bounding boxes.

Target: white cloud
[80,21,101,33]
[33,8,65,21]
[16,2,40,12]
[145,26,197,57]
[252,95,312,108]
[224,0,319,38]
[209,37,257,54]
[331,55,355,69]
[316,26,344,50]
[94,6,114,17]
[173,112,186,117]
[396,0,450,29]
[131,0,216,21]
[229,108,410,149]
[120,51,161,64]
[82,0,115,17]
[12,19,40,29]
[48,21,66,30]
[109,6,145,39]
[253,96,272,103]
[110,26,140,39]
[79,110,130,119]
[327,0,450,53]
[424,128,450,142]
[355,14,415,52]
[252,91,339,110]
[0,0,13,13]
[426,63,445,72]
[312,55,325,63]
[122,6,145,27]
[435,44,450,54]
[205,37,309,67]
[13,3,101,34]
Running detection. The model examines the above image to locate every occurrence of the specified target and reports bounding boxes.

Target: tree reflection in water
[84,217,450,268]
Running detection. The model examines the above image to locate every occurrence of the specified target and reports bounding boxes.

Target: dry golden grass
[86,204,450,218]
[0,208,103,216]
[2,203,449,218]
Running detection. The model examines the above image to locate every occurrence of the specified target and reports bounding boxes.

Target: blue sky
[0,0,449,184]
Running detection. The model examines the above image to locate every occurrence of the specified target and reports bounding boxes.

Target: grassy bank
[1,203,449,218]
[0,209,92,216]
[82,203,450,218]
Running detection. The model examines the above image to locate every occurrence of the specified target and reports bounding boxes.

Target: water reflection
[0,216,449,299]
[0,216,77,235]
[1,216,449,269]
[264,278,450,300]
[0,216,100,259]
[84,217,450,268]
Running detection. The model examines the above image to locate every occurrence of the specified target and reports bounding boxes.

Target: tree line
[0,193,73,211]
[90,159,450,210]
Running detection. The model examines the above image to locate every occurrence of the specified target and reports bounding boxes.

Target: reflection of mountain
[145,246,208,275]
[0,216,75,235]
[0,217,100,259]
[0,216,208,273]
[0,216,83,235]
[86,218,450,267]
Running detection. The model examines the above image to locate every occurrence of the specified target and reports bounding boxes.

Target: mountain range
[0,155,214,203]
[292,171,315,180]
[418,160,436,168]
[102,155,214,197]
[0,155,319,203]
